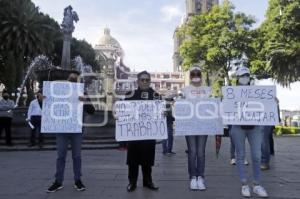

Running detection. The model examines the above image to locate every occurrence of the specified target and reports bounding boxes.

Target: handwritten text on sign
[115,100,167,141]
[41,81,84,133]
[222,86,279,126]
[174,98,223,136]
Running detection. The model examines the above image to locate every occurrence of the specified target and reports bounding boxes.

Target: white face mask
[191,78,201,83]
[238,76,250,85]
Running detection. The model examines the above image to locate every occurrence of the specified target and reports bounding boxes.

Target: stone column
[104,60,115,111]
[61,34,72,70]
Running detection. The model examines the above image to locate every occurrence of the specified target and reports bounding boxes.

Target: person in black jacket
[125,71,160,192]
[47,72,95,193]
[162,97,175,155]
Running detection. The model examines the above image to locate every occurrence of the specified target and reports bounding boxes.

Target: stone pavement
[1,136,300,199]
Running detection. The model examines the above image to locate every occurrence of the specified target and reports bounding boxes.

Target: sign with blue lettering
[222,86,279,126]
[114,100,168,141]
[41,81,84,133]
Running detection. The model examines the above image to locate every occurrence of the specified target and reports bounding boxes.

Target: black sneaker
[74,180,86,191]
[47,181,63,193]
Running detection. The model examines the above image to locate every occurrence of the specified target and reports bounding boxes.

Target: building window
[163,74,170,79]
[166,82,171,89]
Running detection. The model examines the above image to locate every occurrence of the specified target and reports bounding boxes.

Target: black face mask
[3,96,9,100]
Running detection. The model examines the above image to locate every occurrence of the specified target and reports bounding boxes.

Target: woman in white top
[181,66,210,191]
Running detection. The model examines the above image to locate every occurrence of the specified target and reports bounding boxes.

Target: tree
[71,38,99,72]
[251,0,300,86]
[179,2,256,85]
[0,0,60,93]
[0,0,99,97]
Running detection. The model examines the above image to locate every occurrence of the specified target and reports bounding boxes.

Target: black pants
[30,116,43,145]
[0,117,12,144]
[128,164,152,185]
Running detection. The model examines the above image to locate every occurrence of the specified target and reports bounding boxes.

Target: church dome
[97,28,122,50]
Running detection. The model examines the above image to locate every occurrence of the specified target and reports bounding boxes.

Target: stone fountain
[13,5,82,125]
[35,5,80,83]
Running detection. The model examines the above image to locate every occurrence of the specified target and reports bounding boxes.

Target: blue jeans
[186,135,208,178]
[261,126,273,165]
[162,123,173,153]
[230,134,236,159]
[230,126,263,185]
[55,133,82,183]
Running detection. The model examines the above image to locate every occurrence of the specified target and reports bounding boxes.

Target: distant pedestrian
[162,97,175,156]
[0,89,14,146]
[27,90,44,147]
[261,99,280,170]
[261,126,273,170]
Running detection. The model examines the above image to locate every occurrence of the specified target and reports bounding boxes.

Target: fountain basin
[35,68,80,82]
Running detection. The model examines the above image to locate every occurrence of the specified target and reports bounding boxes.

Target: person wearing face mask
[26,90,44,147]
[0,89,15,146]
[181,66,210,191]
[124,71,161,192]
[229,67,268,198]
[47,72,95,193]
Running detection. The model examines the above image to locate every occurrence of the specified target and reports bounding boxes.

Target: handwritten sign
[41,81,84,133]
[182,86,212,99]
[222,86,279,126]
[115,100,168,141]
[174,98,223,136]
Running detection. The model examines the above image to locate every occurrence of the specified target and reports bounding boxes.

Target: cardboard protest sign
[115,100,167,141]
[174,98,223,136]
[41,81,84,133]
[222,86,279,126]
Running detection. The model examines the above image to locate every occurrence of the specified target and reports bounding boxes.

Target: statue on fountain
[61,5,79,35]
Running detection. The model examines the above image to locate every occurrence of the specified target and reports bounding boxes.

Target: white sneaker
[241,185,251,197]
[190,177,197,190]
[253,185,268,198]
[230,159,236,165]
[244,160,249,165]
[197,176,206,190]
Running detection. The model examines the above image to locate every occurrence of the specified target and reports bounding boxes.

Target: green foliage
[0,0,98,93]
[71,38,100,72]
[275,126,300,136]
[179,1,256,84]
[0,0,61,92]
[252,0,300,86]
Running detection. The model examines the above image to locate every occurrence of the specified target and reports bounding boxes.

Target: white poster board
[174,98,223,136]
[41,81,84,133]
[115,100,168,141]
[222,86,279,126]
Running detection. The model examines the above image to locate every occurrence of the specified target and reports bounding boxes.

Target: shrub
[275,126,300,136]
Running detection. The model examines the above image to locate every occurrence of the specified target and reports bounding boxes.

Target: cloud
[161,4,184,22]
[32,0,178,72]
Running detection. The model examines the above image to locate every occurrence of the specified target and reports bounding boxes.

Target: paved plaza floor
[1,135,300,199]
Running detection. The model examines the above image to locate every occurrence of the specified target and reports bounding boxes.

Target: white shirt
[27,99,42,119]
[181,85,212,99]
